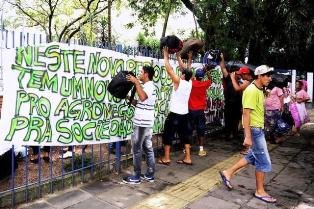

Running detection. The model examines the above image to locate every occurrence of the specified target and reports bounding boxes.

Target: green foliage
[127,0,183,36]
[63,154,93,172]
[7,0,114,43]
[136,32,160,51]
[182,0,314,70]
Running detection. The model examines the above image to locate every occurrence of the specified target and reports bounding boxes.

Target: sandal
[157,159,170,166]
[254,193,277,203]
[219,171,233,190]
[176,159,193,165]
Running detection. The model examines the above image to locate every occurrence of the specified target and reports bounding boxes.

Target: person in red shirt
[188,66,212,156]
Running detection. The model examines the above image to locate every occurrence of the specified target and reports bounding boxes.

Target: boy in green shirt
[219,65,277,203]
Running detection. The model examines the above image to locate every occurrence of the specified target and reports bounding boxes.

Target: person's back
[189,79,211,110]
[158,47,194,166]
[188,68,212,156]
[220,55,242,140]
[170,78,192,114]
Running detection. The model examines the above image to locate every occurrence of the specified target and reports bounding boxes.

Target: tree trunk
[161,0,173,38]
[192,13,199,38]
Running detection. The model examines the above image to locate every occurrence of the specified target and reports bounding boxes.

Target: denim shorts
[245,127,272,172]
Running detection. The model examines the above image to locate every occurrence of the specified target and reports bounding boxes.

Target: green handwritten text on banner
[0,43,223,146]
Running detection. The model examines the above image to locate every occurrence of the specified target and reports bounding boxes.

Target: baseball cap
[195,68,205,78]
[236,66,250,75]
[254,65,274,75]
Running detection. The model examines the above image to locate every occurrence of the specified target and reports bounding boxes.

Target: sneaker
[198,150,207,157]
[140,174,155,182]
[122,175,141,184]
[59,151,73,159]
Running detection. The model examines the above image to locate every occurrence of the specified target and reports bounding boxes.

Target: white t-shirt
[169,79,192,115]
[133,81,156,127]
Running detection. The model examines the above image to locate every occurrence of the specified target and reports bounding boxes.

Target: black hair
[143,65,155,80]
[182,69,193,81]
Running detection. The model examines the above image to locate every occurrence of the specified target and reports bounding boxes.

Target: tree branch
[66,4,109,42]
[6,0,47,34]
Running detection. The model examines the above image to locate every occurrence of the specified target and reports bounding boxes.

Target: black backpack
[107,71,136,105]
[160,35,183,54]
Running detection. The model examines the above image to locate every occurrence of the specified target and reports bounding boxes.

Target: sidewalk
[19,110,314,209]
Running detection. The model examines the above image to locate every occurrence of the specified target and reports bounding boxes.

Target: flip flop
[254,193,277,203]
[176,159,193,166]
[157,159,170,166]
[219,171,233,190]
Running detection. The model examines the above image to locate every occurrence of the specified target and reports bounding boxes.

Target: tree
[6,0,114,43]
[181,0,314,70]
[127,0,184,38]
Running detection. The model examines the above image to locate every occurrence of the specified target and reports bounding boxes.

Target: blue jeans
[245,127,272,172]
[131,126,155,177]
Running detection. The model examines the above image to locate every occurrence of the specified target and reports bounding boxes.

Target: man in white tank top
[157,47,193,166]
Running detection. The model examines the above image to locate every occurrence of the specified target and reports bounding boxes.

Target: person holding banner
[158,47,193,166]
[122,66,157,184]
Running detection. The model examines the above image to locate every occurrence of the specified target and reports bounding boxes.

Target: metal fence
[0,29,222,208]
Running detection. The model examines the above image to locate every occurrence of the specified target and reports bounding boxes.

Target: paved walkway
[19,138,314,209]
[19,110,314,209]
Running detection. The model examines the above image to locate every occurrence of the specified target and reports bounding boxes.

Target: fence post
[115,141,121,173]
[19,31,23,47]
[12,30,15,48]
[11,145,15,207]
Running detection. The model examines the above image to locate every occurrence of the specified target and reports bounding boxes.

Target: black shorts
[162,112,191,145]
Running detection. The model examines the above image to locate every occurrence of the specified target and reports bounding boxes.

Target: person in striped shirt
[122,66,157,184]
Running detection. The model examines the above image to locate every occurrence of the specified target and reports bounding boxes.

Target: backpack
[160,35,183,54]
[179,38,204,60]
[107,71,136,105]
[275,118,291,135]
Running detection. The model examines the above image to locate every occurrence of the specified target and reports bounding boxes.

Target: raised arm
[230,72,250,92]
[176,52,185,70]
[187,51,193,69]
[164,47,180,86]
[220,53,229,78]
[126,75,148,102]
[204,65,212,81]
